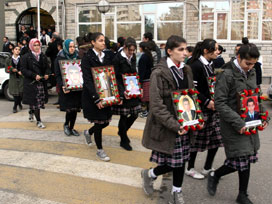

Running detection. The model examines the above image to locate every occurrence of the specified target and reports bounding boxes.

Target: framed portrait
[91,66,120,107]
[59,60,83,91]
[172,89,204,131]
[238,88,268,134]
[122,73,142,98]
[207,76,216,100]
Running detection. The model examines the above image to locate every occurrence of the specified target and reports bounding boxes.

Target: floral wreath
[207,76,216,100]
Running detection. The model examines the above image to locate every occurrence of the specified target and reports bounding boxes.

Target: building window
[77,2,184,42]
[200,0,272,41]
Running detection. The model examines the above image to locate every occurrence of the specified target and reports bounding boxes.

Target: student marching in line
[112,37,142,151]
[186,39,223,179]
[207,40,268,204]
[141,35,195,204]
[21,38,51,128]
[82,32,112,161]
[5,45,24,113]
[55,39,82,136]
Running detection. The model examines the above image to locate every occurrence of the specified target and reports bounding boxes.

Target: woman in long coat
[55,39,82,136]
[5,45,24,113]
[21,38,50,128]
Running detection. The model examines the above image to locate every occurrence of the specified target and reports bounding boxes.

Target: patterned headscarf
[62,39,78,60]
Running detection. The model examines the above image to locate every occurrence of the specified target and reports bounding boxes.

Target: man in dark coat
[181,97,196,121]
[245,97,259,122]
[2,37,11,52]
[142,32,161,64]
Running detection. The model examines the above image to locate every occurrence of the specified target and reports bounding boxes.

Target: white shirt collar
[233,58,247,74]
[121,50,132,62]
[12,55,20,60]
[166,57,184,70]
[93,48,105,63]
[199,55,213,66]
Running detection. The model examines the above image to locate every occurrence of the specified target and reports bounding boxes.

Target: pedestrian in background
[21,38,50,128]
[5,45,24,113]
[55,39,82,136]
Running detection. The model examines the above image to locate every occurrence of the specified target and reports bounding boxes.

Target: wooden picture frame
[91,66,120,107]
[172,89,204,131]
[238,88,268,135]
[122,73,142,98]
[207,76,216,100]
[59,59,83,91]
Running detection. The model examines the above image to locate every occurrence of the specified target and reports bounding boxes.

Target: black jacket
[112,51,140,108]
[138,53,152,83]
[21,52,51,105]
[54,52,82,111]
[254,62,262,86]
[81,49,112,121]
[190,59,214,109]
[2,42,11,53]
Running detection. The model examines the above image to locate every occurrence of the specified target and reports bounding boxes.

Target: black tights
[29,109,41,122]
[88,123,109,149]
[65,110,77,129]
[188,148,218,170]
[153,165,185,187]
[118,114,138,143]
[215,164,250,192]
[13,96,22,109]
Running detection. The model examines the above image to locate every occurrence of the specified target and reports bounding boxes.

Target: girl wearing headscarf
[55,39,82,136]
[21,38,50,128]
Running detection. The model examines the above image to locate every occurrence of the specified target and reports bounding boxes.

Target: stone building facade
[3,0,272,82]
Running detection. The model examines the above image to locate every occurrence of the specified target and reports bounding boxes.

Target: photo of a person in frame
[245,97,259,122]
[98,71,113,98]
[179,96,196,121]
[126,76,140,95]
[66,64,83,87]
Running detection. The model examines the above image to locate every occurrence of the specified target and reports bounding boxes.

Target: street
[0,93,271,204]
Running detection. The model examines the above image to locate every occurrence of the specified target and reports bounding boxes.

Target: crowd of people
[2,25,269,204]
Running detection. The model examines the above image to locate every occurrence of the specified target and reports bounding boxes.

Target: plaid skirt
[29,82,45,111]
[191,111,223,152]
[111,104,142,116]
[150,134,190,168]
[224,154,258,171]
[89,118,112,124]
[141,81,150,102]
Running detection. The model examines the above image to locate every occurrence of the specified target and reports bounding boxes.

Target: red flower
[133,94,137,98]
[173,99,179,103]
[210,92,215,95]
[240,114,247,118]
[190,125,196,131]
[138,82,141,85]
[134,72,137,75]
[196,124,202,130]
[114,83,117,86]
[173,92,179,95]
[245,106,249,113]
[213,77,216,81]
[265,111,268,117]
[125,90,130,93]
[98,92,102,95]
[178,110,183,113]
[183,126,189,131]
[178,119,184,123]
[65,79,68,82]
[255,88,259,93]
[257,126,264,131]
[250,129,257,134]
[240,94,246,98]
[115,89,118,92]
[188,89,195,95]
[136,76,140,79]
[244,89,248,96]
[248,90,253,96]
[196,99,202,103]
[194,90,200,94]
[112,72,115,74]
[116,94,120,98]
[261,116,267,120]
[112,78,116,80]
[198,119,204,123]
[182,90,188,95]
[124,84,128,86]
[67,84,70,87]
[244,131,251,135]
[260,96,265,100]
[196,110,202,113]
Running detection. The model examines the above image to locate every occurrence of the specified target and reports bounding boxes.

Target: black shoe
[120,142,132,151]
[236,192,253,204]
[64,124,72,136]
[19,104,23,110]
[53,102,59,105]
[207,172,219,196]
[71,129,80,136]
[13,107,17,113]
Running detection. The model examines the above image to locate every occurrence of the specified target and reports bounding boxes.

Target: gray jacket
[215,60,261,158]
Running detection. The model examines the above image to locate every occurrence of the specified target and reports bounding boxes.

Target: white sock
[97,149,103,152]
[172,186,182,194]
[211,171,215,176]
[148,168,157,179]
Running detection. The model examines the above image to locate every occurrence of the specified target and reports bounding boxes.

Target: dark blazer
[182,110,196,121]
[245,111,260,122]
[213,56,225,69]
[190,59,214,109]
[112,51,140,108]
[2,42,11,53]
[21,52,51,106]
[81,49,112,121]
[54,52,82,111]
[254,62,262,86]
[138,53,152,83]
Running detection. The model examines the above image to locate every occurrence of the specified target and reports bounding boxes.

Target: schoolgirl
[186,39,223,179]
[207,41,268,204]
[112,37,142,151]
[141,35,194,204]
[21,38,50,128]
[82,32,112,161]
[55,39,82,136]
[5,45,24,113]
